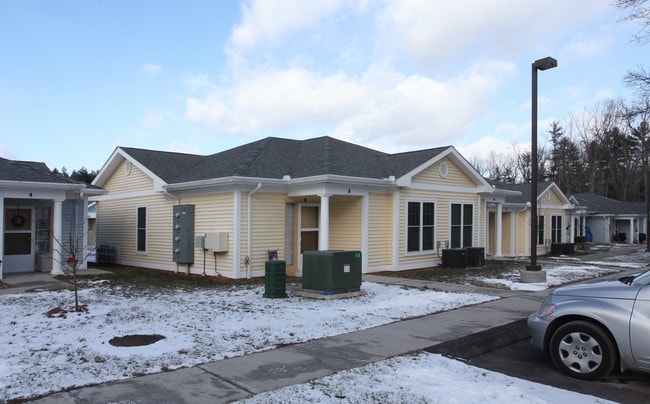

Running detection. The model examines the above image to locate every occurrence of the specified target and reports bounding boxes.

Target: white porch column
[0,197,4,279]
[51,199,64,275]
[485,205,490,254]
[319,194,330,250]
[494,203,503,257]
[630,219,635,244]
[569,214,575,243]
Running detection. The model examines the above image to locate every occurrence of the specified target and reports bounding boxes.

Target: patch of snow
[0,282,495,401]
[236,352,615,404]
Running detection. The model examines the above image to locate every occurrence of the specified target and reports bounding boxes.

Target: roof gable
[1,157,68,184]
[493,181,571,206]
[570,193,643,215]
[94,136,465,188]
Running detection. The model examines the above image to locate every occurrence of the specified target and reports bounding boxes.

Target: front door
[3,207,34,273]
[298,204,319,272]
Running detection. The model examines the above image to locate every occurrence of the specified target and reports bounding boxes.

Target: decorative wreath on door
[11,214,26,228]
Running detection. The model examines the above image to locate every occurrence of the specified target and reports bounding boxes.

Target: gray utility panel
[173,204,195,263]
[302,250,362,294]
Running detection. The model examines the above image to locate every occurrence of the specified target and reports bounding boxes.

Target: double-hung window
[537,215,545,246]
[451,203,473,248]
[407,201,435,252]
[136,206,147,253]
[551,215,562,243]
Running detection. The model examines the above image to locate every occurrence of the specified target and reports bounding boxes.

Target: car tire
[549,320,618,380]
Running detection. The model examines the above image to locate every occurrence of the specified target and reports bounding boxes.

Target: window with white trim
[551,215,562,243]
[451,203,473,248]
[537,215,545,246]
[407,201,435,252]
[136,206,147,253]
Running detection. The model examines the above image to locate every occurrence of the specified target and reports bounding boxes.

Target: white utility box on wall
[205,232,229,252]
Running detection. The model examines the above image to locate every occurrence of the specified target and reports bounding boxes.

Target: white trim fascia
[395,147,492,189]
[0,180,85,192]
[92,148,168,191]
[538,182,572,205]
[287,174,394,186]
[165,174,395,193]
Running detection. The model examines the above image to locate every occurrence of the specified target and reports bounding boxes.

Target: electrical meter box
[302,250,362,294]
[172,204,195,263]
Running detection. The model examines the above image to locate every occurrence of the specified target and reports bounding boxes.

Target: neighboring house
[487,181,579,258]
[0,157,106,279]
[569,193,648,244]
[91,136,513,279]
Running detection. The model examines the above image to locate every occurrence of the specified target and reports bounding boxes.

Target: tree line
[472,98,650,202]
[52,166,98,184]
[473,0,650,202]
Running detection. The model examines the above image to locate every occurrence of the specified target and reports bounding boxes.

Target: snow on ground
[1,282,496,401]
[237,352,615,404]
[2,252,645,402]
[470,264,625,292]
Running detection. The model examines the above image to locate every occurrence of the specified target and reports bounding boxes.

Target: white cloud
[185,60,514,148]
[564,34,612,57]
[143,64,162,75]
[185,0,617,154]
[139,109,169,129]
[227,0,348,53]
[0,144,16,160]
[378,0,611,69]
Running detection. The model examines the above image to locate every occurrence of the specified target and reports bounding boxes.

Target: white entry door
[3,207,34,273]
[298,204,319,272]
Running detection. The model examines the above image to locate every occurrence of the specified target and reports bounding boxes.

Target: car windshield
[631,269,650,286]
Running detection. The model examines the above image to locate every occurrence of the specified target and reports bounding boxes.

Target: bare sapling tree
[50,194,92,312]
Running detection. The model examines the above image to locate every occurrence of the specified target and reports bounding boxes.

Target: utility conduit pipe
[247,183,262,279]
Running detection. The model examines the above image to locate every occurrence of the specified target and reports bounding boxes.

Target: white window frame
[406,199,436,254]
[450,202,474,248]
[136,205,147,254]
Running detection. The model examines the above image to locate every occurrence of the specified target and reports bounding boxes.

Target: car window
[631,269,650,286]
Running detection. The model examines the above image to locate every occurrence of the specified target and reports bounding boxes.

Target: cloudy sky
[0,0,646,172]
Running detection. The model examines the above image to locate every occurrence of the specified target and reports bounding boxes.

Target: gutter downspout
[247,183,262,279]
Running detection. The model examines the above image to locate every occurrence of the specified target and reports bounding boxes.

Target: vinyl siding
[180,193,235,276]
[103,160,154,193]
[501,213,512,256]
[367,193,392,268]
[249,192,286,272]
[96,195,175,267]
[329,196,362,251]
[399,188,480,268]
[412,158,474,187]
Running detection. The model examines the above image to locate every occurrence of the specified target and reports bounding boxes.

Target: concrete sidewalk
[28,275,548,404]
[0,268,112,295]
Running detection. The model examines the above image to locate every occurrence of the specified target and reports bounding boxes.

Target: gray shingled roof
[570,193,644,215]
[0,157,79,184]
[490,181,555,204]
[121,136,449,184]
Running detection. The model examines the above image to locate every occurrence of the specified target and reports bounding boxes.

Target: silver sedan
[528,269,650,380]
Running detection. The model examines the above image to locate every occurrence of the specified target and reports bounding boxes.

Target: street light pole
[523,56,557,281]
[646,151,650,252]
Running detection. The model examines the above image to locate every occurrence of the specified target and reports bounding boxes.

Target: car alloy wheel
[549,320,618,380]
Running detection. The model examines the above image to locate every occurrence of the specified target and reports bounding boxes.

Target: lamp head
[533,56,557,71]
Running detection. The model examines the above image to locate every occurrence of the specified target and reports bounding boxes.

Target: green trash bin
[263,260,287,298]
